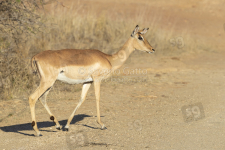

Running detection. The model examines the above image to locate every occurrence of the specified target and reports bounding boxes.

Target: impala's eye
[138,36,143,41]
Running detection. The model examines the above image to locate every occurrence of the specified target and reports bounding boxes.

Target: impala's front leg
[94,80,107,130]
[65,83,92,131]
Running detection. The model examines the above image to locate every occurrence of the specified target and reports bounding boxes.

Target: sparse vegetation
[0,1,208,100]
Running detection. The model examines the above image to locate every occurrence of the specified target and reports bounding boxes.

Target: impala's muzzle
[147,49,155,54]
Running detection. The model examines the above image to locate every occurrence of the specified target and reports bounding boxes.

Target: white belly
[57,73,93,84]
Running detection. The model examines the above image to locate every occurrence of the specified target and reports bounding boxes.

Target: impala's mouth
[147,51,154,54]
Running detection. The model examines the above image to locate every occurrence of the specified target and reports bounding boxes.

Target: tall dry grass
[0,2,206,100]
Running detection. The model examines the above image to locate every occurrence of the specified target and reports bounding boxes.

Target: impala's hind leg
[39,89,61,130]
[65,83,92,131]
[29,80,55,136]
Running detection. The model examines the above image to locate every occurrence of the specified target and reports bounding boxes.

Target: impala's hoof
[101,125,107,130]
[56,126,61,130]
[64,127,69,131]
[101,127,107,130]
[37,133,42,137]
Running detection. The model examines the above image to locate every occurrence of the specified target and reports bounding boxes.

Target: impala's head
[130,25,155,53]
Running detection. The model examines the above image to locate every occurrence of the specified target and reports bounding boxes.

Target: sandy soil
[1,51,225,150]
[1,0,225,150]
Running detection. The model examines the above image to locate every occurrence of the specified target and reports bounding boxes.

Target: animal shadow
[0,114,92,136]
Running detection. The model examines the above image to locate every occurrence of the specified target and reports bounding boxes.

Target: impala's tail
[31,56,40,78]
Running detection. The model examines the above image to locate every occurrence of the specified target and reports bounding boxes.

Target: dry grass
[0,2,209,100]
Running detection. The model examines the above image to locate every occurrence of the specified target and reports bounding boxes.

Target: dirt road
[1,0,225,149]
[1,50,225,150]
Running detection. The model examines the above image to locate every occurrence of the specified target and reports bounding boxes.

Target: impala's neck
[109,37,135,70]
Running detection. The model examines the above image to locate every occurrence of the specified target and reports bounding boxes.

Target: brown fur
[50,116,54,121]
[28,25,155,136]
[31,121,35,127]
[33,49,111,68]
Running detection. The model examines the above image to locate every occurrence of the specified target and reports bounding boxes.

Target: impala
[29,25,155,136]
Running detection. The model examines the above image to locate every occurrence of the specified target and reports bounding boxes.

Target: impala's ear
[131,25,139,37]
[140,28,149,35]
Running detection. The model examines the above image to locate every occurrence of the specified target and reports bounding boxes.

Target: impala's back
[32,49,112,84]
